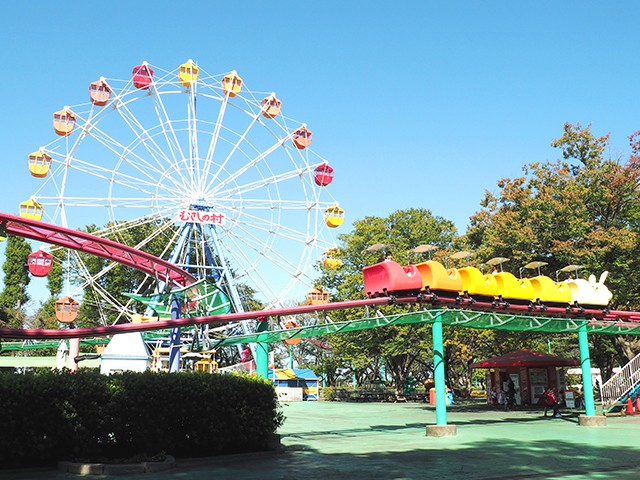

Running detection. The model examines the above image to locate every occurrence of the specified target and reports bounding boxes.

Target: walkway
[5,400,640,479]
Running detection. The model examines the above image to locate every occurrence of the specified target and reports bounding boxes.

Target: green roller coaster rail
[1,337,107,353]
[213,307,640,347]
[4,307,640,354]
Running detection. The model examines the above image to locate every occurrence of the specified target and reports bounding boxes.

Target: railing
[601,352,640,407]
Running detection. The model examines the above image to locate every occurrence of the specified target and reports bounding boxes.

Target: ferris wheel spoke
[74,108,169,178]
[216,229,289,303]
[225,210,325,264]
[148,87,192,185]
[187,86,199,182]
[113,97,184,173]
[209,135,294,194]
[201,109,261,193]
[214,168,319,200]
[203,93,231,178]
[35,196,182,211]
[67,250,129,325]
[225,211,335,271]
[45,116,188,197]
[222,226,321,306]
[81,112,186,189]
[46,151,170,195]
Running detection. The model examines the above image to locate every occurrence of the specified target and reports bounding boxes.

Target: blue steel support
[433,316,447,425]
[578,324,596,416]
[168,296,182,372]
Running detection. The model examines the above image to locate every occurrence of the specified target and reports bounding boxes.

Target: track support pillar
[578,324,605,425]
[255,317,269,379]
[428,315,456,436]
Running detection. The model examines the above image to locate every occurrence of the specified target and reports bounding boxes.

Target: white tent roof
[101,332,151,360]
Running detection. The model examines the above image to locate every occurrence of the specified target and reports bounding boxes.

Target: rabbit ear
[588,274,597,284]
[599,271,609,285]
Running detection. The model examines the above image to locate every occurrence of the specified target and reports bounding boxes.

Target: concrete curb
[57,455,176,475]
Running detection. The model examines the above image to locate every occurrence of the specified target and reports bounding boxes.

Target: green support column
[288,344,294,369]
[255,317,269,379]
[426,316,456,436]
[577,324,606,426]
[578,324,596,416]
[433,317,447,425]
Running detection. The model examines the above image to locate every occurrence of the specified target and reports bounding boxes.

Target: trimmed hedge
[0,369,283,468]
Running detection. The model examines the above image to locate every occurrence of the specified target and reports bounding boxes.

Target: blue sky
[1,2,639,307]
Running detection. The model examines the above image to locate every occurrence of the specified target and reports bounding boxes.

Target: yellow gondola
[324,205,344,228]
[28,150,52,178]
[221,70,242,97]
[178,59,199,87]
[19,199,44,221]
[322,248,343,269]
[307,287,330,305]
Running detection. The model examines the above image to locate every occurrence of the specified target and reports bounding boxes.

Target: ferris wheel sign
[178,210,226,225]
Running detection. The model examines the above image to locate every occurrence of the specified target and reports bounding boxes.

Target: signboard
[565,390,576,408]
[178,210,225,225]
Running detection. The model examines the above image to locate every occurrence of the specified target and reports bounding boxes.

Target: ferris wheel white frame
[26,60,341,325]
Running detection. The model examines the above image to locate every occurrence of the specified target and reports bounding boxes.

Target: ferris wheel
[22,60,343,325]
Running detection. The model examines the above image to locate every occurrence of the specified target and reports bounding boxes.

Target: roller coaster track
[1,212,640,342]
[2,292,640,341]
[0,212,196,287]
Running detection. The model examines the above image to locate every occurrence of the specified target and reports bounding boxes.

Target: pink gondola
[314,163,334,186]
[132,64,154,90]
[28,250,53,277]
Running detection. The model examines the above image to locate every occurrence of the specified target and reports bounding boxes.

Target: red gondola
[28,250,53,277]
[132,63,154,90]
[89,78,111,106]
[314,163,334,186]
[292,126,312,150]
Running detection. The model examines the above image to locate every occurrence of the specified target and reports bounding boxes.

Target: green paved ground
[5,400,640,479]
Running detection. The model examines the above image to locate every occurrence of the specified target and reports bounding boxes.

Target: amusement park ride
[7,60,351,367]
[4,61,640,388]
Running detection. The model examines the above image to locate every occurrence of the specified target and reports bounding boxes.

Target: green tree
[73,220,178,327]
[466,122,640,379]
[0,236,31,317]
[318,208,458,393]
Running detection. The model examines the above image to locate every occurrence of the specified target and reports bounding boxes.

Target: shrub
[0,370,283,468]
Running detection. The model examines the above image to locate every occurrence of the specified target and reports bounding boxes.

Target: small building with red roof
[471,349,579,405]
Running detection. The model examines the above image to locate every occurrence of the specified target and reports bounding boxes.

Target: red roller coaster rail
[0,212,196,287]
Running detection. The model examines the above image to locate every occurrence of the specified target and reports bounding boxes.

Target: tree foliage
[316,208,458,392]
[466,122,640,377]
[72,220,177,327]
[0,236,32,326]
